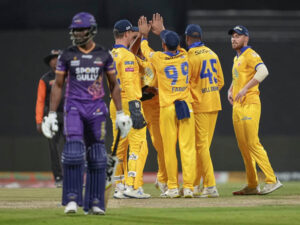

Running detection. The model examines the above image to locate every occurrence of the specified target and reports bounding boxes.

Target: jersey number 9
[164,62,188,85]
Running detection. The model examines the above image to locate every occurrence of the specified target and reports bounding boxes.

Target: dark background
[0,0,299,172]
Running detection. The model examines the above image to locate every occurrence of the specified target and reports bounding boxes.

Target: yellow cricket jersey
[136,56,157,88]
[232,46,264,105]
[111,45,142,101]
[140,39,192,107]
[188,42,224,113]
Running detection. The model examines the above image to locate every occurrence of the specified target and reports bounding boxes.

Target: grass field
[0,182,300,225]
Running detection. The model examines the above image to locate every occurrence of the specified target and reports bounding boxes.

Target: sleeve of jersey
[140,39,157,64]
[35,79,46,124]
[55,52,68,75]
[248,51,264,71]
[104,51,115,72]
[122,54,138,100]
[217,58,225,90]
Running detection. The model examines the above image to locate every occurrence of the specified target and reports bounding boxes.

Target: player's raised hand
[138,16,151,38]
[151,13,165,35]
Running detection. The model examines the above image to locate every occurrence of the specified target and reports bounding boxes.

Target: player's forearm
[242,78,259,92]
[49,82,63,112]
[140,39,152,61]
[129,36,141,55]
[111,84,122,111]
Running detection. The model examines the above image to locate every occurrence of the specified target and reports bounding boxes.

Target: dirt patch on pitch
[1,196,299,209]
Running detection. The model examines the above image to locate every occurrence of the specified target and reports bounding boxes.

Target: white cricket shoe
[91,206,105,215]
[123,186,151,199]
[113,183,129,199]
[155,179,168,195]
[64,201,77,214]
[84,206,105,215]
[200,186,219,198]
[193,185,201,197]
[260,178,283,195]
[183,188,193,198]
[161,188,181,198]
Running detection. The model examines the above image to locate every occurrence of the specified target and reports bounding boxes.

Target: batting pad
[83,143,107,212]
[62,141,85,206]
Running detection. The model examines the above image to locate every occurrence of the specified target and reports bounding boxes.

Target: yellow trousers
[142,97,167,183]
[160,103,196,189]
[233,104,276,187]
[194,112,218,188]
[110,99,148,189]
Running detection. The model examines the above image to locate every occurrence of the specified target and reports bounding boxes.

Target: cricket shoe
[193,185,202,197]
[161,188,181,198]
[183,188,193,198]
[233,185,260,195]
[91,206,105,215]
[199,186,219,198]
[123,186,151,199]
[64,201,77,214]
[155,178,168,195]
[84,206,105,215]
[260,178,283,195]
[113,183,129,199]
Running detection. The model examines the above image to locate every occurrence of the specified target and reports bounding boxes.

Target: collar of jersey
[237,46,251,58]
[113,44,129,50]
[188,41,204,50]
[164,50,180,57]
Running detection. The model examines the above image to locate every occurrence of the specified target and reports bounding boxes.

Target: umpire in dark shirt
[35,49,64,187]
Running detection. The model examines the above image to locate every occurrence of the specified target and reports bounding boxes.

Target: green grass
[0,182,300,225]
[0,206,300,225]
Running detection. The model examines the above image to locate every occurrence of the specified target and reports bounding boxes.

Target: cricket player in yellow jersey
[129,32,168,195]
[228,25,282,195]
[139,14,196,198]
[185,24,224,197]
[136,52,168,195]
[110,19,150,199]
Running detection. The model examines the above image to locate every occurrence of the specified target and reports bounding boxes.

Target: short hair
[166,44,178,51]
[189,37,201,46]
[113,29,126,39]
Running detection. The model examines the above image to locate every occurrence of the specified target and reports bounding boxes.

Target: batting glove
[116,111,132,138]
[41,111,59,139]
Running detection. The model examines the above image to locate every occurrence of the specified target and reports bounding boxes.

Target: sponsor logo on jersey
[241,116,252,121]
[124,61,134,65]
[75,67,100,81]
[93,57,103,66]
[82,55,93,59]
[93,108,104,116]
[125,67,134,72]
[71,60,80,66]
[149,52,154,58]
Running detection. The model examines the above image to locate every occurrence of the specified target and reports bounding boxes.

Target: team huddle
[41,12,283,215]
